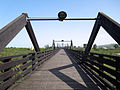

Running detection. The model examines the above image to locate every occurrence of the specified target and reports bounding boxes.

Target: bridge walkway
[12,49,104,90]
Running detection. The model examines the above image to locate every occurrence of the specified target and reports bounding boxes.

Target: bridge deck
[12,49,101,90]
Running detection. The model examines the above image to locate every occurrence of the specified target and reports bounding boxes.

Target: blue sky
[0,0,120,48]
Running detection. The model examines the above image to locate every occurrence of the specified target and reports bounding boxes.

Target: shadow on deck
[12,49,108,90]
[49,51,108,90]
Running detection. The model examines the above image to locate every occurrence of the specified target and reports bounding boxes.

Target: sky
[0,0,120,48]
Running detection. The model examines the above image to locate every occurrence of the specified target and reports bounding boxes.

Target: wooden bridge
[0,12,120,90]
[12,49,102,90]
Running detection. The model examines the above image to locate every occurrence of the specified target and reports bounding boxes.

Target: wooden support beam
[25,20,40,52]
[85,12,120,53]
[100,12,120,45]
[85,14,101,52]
[0,14,27,52]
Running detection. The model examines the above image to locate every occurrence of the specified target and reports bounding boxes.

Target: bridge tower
[70,40,73,49]
[52,40,55,50]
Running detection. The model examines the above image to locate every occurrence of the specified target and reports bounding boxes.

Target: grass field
[91,48,120,56]
[74,48,120,56]
[0,48,49,57]
[0,48,120,57]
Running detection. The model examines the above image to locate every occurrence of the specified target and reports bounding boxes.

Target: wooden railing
[65,49,120,89]
[0,49,59,90]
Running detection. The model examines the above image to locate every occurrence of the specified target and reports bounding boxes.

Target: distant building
[101,46,115,49]
[78,46,83,48]
[108,47,115,49]
[29,46,34,50]
[102,47,108,49]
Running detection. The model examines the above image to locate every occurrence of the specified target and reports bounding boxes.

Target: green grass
[0,47,53,87]
[74,48,120,56]
[0,48,35,57]
[0,47,51,57]
[91,48,120,56]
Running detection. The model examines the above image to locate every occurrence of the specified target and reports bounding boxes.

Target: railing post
[53,49,55,55]
[98,55,104,77]
[37,52,42,66]
[22,55,27,71]
[44,51,47,61]
[32,53,36,70]
[116,58,120,89]
[82,52,88,64]
[3,58,11,82]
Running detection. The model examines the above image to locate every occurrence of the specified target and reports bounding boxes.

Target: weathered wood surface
[25,21,40,52]
[0,49,58,90]
[12,49,104,90]
[85,12,120,52]
[0,14,27,52]
[66,49,120,89]
[100,12,120,45]
[85,18,100,52]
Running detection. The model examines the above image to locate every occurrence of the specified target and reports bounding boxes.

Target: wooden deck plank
[12,49,103,90]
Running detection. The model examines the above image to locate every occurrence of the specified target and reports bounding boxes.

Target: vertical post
[3,58,11,81]
[32,53,36,70]
[70,40,73,49]
[62,43,63,47]
[23,13,40,52]
[22,55,27,71]
[3,59,11,71]
[52,40,55,50]
[98,55,103,77]
[116,58,120,89]
[67,43,69,49]
[57,43,59,48]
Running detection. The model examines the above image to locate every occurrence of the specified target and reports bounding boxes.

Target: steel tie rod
[27,17,97,21]
[27,11,97,21]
